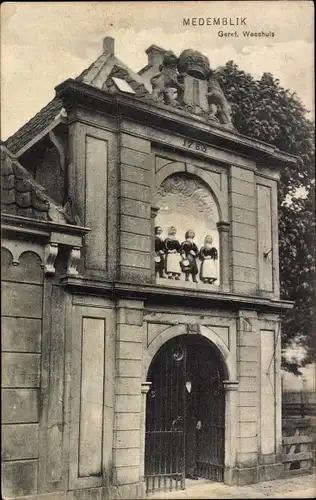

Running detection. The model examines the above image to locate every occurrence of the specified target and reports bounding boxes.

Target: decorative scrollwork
[172,343,184,361]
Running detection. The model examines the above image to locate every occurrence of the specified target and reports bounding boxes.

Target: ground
[148,471,316,499]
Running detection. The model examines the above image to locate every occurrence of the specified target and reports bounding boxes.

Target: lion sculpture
[150,51,183,106]
[207,72,233,127]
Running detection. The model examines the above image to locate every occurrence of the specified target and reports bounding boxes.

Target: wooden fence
[282,418,314,476]
[282,390,316,418]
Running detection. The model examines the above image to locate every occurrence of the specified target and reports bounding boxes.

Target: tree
[215,62,315,373]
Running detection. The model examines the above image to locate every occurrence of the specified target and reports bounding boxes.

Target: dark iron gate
[145,335,225,494]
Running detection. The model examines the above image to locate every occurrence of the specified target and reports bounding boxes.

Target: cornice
[60,276,294,312]
[1,214,90,238]
[55,78,297,168]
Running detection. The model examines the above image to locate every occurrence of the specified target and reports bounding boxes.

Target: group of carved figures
[150,50,233,127]
[155,226,218,284]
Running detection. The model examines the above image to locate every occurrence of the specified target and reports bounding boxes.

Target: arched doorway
[145,335,225,493]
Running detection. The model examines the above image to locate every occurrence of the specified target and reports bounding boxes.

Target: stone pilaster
[217,221,231,292]
[236,310,260,485]
[140,382,151,484]
[113,299,144,497]
[223,380,239,484]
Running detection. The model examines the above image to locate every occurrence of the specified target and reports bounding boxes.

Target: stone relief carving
[148,48,234,128]
[155,174,220,285]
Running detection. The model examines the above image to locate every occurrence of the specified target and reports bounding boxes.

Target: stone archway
[144,334,227,494]
[141,324,238,490]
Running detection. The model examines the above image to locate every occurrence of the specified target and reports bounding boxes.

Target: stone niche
[155,173,220,284]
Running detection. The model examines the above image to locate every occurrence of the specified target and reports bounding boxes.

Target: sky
[1,1,314,140]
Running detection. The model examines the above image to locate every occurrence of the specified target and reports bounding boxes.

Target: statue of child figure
[164,226,181,279]
[199,235,218,284]
[180,230,199,283]
[154,226,166,278]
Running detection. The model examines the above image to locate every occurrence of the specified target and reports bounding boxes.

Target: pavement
[147,472,316,499]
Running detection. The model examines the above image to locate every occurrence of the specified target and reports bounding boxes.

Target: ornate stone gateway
[145,335,225,494]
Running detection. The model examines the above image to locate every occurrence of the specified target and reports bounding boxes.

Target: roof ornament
[206,70,234,127]
[147,48,234,129]
[150,51,184,107]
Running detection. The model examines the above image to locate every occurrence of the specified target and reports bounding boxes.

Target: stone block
[114,412,140,431]
[120,198,151,219]
[118,308,143,327]
[236,465,259,485]
[37,494,65,500]
[116,359,142,378]
[239,436,258,453]
[259,463,283,481]
[231,223,256,241]
[238,422,257,438]
[110,482,143,499]
[117,341,142,360]
[231,207,256,225]
[1,317,42,353]
[117,324,142,342]
[239,392,257,407]
[114,466,140,486]
[120,249,151,269]
[120,215,151,235]
[237,452,258,468]
[115,377,141,395]
[239,407,257,422]
[239,346,258,362]
[232,266,257,283]
[118,307,143,326]
[232,251,257,269]
[238,361,258,377]
[1,282,43,318]
[2,389,39,423]
[238,331,258,347]
[38,493,66,500]
[121,147,150,169]
[231,178,255,198]
[117,299,144,310]
[231,166,254,183]
[232,236,256,254]
[119,265,152,284]
[120,232,151,253]
[239,377,257,392]
[113,448,140,467]
[230,192,256,211]
[1,459,38,498]
[121,164,150,186]
[120,133,151,153]
[115,395,141,413]
[1,423,38,461]
[2,353,40,388]
[233,281,257,295]
[114,430,140,449]
[121,181,150,202]
[66,487,103,500]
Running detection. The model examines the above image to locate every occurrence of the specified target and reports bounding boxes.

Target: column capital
[217,221,230,233]
[141,381,152,394]
[223,380,239,391]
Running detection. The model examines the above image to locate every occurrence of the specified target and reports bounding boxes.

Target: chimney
[103,37,114,56]
[145,45,167,67]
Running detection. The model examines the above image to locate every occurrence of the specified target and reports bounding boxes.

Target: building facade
[1,38,295,499]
